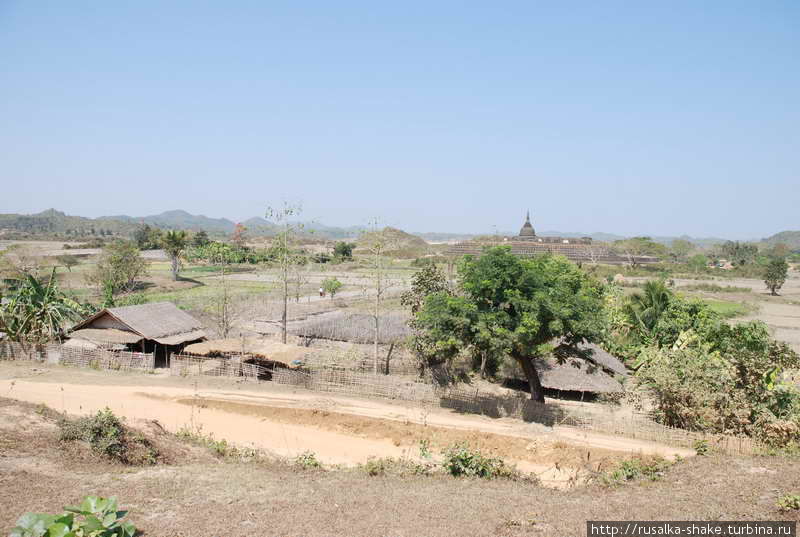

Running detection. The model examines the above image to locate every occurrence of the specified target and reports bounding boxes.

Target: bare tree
[266,202,304,344]
[216,263,233,338]
[360,220,398,374]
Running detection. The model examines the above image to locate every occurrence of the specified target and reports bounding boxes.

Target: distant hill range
[0,208,786,248]
[762,230,800,250]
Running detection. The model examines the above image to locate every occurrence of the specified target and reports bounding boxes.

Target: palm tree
[162,230,188,281]
[625,279,673,340]
[0,269,89,343]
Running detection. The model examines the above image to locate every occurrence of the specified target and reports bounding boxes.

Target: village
[2,2,799,535]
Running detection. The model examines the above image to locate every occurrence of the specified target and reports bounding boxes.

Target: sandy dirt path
[0,364,692,486]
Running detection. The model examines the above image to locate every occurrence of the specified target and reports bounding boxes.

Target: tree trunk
[383,343,395,375]
[281,265,288,344]
[171,256,179,281]
[479,352,487,379]
[514,353,545,403]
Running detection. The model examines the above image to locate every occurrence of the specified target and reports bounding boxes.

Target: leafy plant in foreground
[777,494,800,511]
[10,495,136,537]
[440,442,516,479]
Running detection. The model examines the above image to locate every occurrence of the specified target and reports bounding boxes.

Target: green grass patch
[683,283,751,293]
[703,299,755,319]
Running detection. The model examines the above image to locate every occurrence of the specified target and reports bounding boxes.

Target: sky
[1,1,798,239]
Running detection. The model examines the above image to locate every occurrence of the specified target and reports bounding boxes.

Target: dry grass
[0,397,798,536]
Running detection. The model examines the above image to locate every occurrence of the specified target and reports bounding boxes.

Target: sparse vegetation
[598,456,673,485]
[293,450,322,469]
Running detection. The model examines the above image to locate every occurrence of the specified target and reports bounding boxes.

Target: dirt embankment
[0,396,797,537]
[0,363,691,486]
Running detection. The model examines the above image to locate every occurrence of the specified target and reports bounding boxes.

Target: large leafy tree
[86,240,148,297]
[413,246,605,402]
[0,269,90,342]
[162,230,188,281]
[764,257,789,296]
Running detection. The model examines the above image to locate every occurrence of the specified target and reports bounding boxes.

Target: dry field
[0,362,692,487]
[0,395,798,537]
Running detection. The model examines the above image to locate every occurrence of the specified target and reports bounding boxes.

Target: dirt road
[0,362,691,487]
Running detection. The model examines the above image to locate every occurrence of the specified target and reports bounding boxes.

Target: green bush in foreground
[600,456,672,486]
[778,494,800,511]
[59,408,157,465]
[11,495,135,537]
[440,443,516,479]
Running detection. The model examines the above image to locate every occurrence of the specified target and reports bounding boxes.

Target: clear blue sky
[1,1,797,239]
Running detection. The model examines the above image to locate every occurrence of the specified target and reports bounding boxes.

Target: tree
[232,223,248,249]
[192,230,210,247]
[266,203,304,344]
[55,254,79,272]
[133,224,163,250]
[333,241,355,260]
[613,237,668,266]
[669,239,693,262]
[625,280,673,341]
[764,257,789,296]
[162,230,188,281]
[414,246,605,402]
[87,241,148,296]
[322,277,343,299]
[400,264,449,314]
[0,269,89,342]
[361,222,398,373]
[687,254,708,273]
[721,241,758,266]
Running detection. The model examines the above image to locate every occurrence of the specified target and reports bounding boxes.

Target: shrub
[778,494,800,511]
[59,408,157,465]
[10,495,136,537]
[693,439,710,456]
[176,426,257,459]
[361,456,432,477]
[600,456,672,485]
[294,450,322,469]
[440,443,516,479]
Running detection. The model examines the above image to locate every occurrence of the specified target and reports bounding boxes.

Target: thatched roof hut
[183,338,308,368]
[534,357,624,394]
[68,302,206,364]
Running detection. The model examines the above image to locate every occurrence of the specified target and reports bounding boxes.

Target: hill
[104,210,237,233]
[762,230,800,250]
[356,226,429,257]
[0,209,138,238]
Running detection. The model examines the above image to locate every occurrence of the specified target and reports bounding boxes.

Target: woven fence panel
[0,341,154,372]
[272,368,438,403]
[170,355,262,381]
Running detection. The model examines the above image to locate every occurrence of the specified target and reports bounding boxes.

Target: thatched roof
[69,328,143,345]
[183,338,308,367]
[534,357,623,393]
[577,343,628,377]
[71,302,205,346]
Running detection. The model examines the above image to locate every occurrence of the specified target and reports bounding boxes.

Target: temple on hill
[446,211,657,265]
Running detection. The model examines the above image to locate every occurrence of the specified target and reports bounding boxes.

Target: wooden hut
[68,302,206,366]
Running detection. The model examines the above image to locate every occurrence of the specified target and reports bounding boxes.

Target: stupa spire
[519,210,536,238]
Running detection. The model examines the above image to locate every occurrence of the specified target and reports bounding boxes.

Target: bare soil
[0,397,797,537]
[0,362,691,488]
